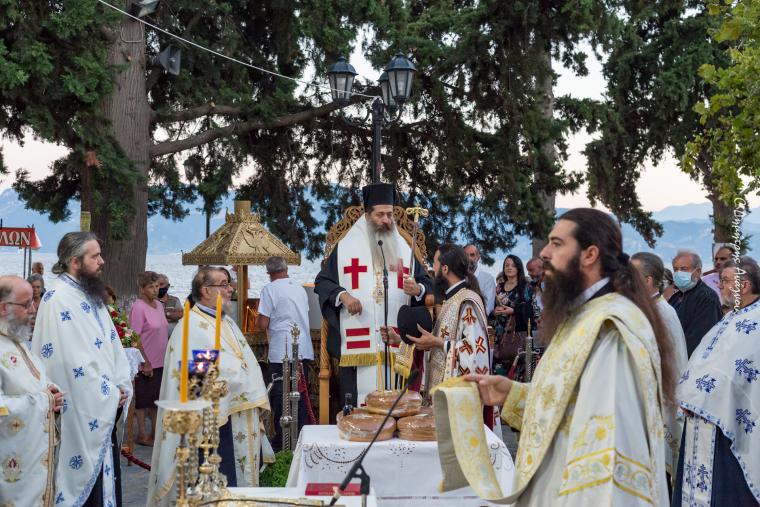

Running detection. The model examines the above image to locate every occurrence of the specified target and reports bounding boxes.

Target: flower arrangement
[108,304,140,349]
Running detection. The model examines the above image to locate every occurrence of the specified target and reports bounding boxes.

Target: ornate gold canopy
[181,201,301,266]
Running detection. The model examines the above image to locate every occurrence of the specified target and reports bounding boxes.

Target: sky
[0,40,734,212]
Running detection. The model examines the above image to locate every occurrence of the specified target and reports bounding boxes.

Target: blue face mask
[540,281,546,292]
[673,270,697,291]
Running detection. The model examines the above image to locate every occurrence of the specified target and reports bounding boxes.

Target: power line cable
[96,0,377,99]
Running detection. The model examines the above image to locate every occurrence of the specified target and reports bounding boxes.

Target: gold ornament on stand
[156,399,210,507]
[191,362,230,501]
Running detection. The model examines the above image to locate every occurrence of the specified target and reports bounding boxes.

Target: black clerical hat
[397,304,434,345]
[362,183,397,208]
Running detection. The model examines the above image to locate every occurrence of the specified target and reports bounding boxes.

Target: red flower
[120,322,127,327]
[117,328,125,338]
[110,310,118,317]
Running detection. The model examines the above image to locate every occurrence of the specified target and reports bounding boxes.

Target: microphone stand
[377,240,389,390]
[328,370,419,507]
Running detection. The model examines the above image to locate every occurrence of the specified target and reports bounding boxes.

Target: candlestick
[180,299,190,403]
[214,292,222,353]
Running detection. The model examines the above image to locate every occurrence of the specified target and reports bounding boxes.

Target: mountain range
[1,188,757,268]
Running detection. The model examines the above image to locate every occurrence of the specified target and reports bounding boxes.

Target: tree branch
[151,103,245,124]
[150,100,356,157]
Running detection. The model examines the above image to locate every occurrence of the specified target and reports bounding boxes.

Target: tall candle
[180,299,190,403]
[214,292,222,353]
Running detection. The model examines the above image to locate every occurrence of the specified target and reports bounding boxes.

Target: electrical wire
[96,0,377,99]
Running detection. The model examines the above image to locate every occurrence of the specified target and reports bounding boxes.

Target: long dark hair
[497,254,528,303]
[559,208,676,405]
[436,243,484,305]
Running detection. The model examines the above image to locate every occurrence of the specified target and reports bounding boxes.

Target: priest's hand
[402,275,422,297]
[494,305,514,316]
[118,389,129,407]
[48,384,64,412]
[141,360,154,378]
[380,326,401,345]
[463,374,512,406]
[407,325,444,351]
[340,293,363,315]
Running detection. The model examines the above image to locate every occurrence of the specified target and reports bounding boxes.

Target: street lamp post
[327,53,417,184]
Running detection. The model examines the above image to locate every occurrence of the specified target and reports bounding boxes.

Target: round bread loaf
[337,409,397,442]
[364,390,422,417]
[397,411,436,441]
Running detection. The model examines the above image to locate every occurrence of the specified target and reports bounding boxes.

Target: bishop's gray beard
[539,252,585,346]
[368,222,400,272]
[0,314,31,343]
[221,301,235,316]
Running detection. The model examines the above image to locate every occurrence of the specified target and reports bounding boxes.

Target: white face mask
[673,270,697,291]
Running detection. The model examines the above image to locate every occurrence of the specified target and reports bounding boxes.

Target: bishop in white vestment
[315,183,432,405]
[148,267,270,507]
[31,233,132,507]
[0,276,63,507]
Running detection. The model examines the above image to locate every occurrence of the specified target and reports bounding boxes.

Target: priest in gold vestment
[447,209,677,506]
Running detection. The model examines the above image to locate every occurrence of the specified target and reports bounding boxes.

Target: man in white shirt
[464,244,496,316]
[255,256,314,451]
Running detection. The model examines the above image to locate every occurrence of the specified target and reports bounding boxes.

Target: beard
[221,301,235,316]
[367,219,400,272]
[433,268,449,303]
[78,265,107,301]
[0,314,32,343]
[539,252,585,345]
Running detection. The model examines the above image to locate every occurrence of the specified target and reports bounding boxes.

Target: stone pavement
[121,444,152,506]
[118,426,520,506]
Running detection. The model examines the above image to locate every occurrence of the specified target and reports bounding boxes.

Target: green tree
[1,0,367,297]
[585,1,733,245]
[683,0,760,226]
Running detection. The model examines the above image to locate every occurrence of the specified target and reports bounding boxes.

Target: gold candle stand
[155,399,210,507]
[191,361,230,502]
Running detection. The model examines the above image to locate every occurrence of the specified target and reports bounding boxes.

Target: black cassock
[314,243,432,405]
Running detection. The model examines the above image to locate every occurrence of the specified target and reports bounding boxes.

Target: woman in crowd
[129,271,168,446]
[493,255,535,374]
[26,274,45,331]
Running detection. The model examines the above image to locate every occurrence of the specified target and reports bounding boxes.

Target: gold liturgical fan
[182,200,300,330]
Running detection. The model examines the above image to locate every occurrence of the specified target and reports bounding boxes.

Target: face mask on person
[540,281,546,292]
[158,287,168,298]
[673,270,697,291]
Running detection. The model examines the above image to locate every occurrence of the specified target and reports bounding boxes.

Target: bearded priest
[383,243,492,422]
[0,276,64,507]
[148,267,270,507]
[314,183,432,406]
[31,232,133,507]
[465,209,676,505]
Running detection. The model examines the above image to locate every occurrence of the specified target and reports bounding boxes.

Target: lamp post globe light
[327,53,416,183]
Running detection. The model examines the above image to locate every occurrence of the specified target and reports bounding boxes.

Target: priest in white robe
[448,209,676,506]
[0,276,63,507]
[31,232,132,507]
[148,267,271,507]
[673,256,760,505]
[631,251,689,477]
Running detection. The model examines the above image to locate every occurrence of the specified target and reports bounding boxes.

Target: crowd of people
[1,193,758,505]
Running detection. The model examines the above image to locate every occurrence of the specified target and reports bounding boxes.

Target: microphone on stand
[328,369,420,507]
[377,240,389,390]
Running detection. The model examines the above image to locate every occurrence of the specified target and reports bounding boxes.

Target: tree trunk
[532,37,557,259]
[93,10,151,302]
[695,150,731,245]
[206,211,211,238]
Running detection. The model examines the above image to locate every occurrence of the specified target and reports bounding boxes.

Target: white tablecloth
[229,487,378,507]
[124,347,144,379]
[286,425,514,507]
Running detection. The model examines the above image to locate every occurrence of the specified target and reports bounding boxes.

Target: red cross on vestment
[396,261,410,289]
[462,307,477,325]
[343,258,367,290]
